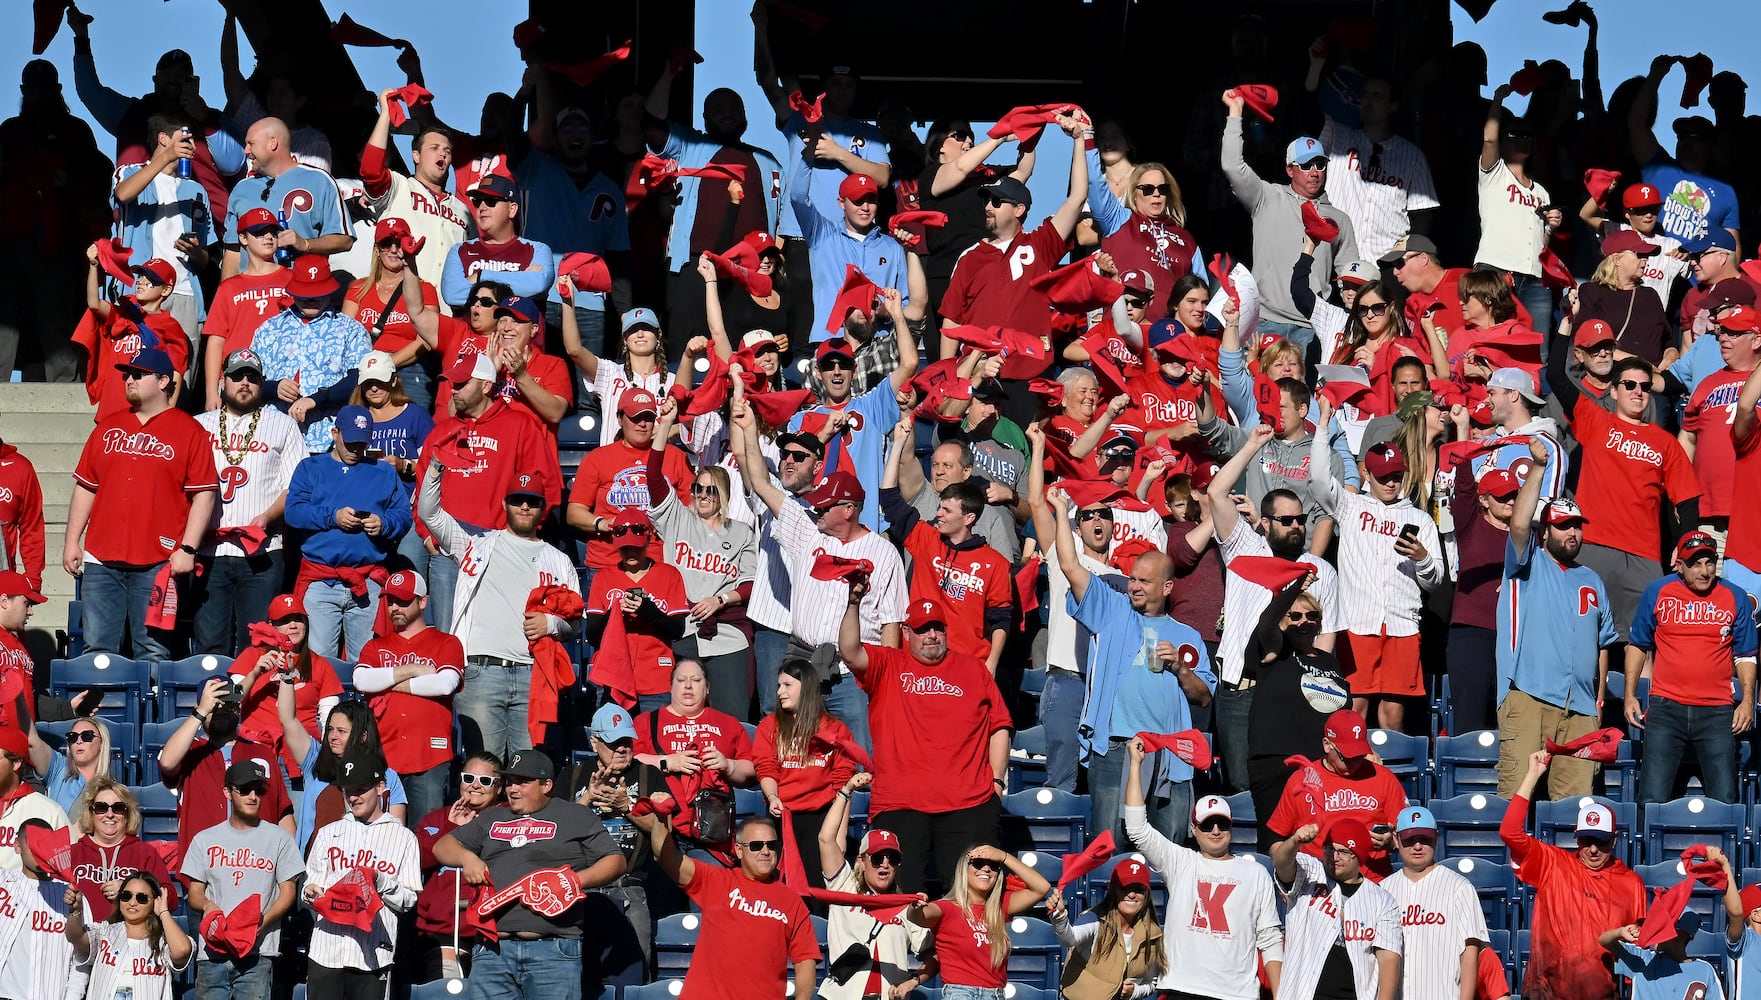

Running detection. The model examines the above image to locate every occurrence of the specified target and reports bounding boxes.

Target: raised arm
[931,135,1008,197]
[1482,85,1513,173]
[818,771,871,877]
[1045,488,1090,602]
[837,580,873,677]
[276,668,314,764]
[1049,113,1091,241]
[1271,823,1320,886]
[1628,56,1677,166]
[730,396,788,517]
[749,2,792,125]
[1209,425,1276,543]
[1307,395,1341,512]
[1508,437,1550,554]
[880,288,919,388]
[632,792,692,886]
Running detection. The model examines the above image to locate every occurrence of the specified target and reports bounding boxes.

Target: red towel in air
[988,105,1072,145]
[247,621,293,652]
[545,41,632,88]
[1031,259,1126,313]
[32,0,69,55]
[557,252,613,297]
[331,14,403,49]
[1544,726,1623,763]
[746,389,816,430]
[1013,556,1042,625]
[789,92,825,124]
[384,85,433,128]
[527,586,584,745]
[1137,730,1214,770]
[1254,374,1285,433]
[625,153,680,208]
[946,326,1053,379]
[1028,378,1065,408]
[1302,201,1340,244]
[810,731,873,773]
[1057,830,1116,893]
[1638,846,1727,947]
[1208,253,1240,305]
[811,554,873,583]
[23,823,74,882]
[826,265,880,333]
[1237,85,1279,122]
[95,238,136,287]
[511,18,543,50]
[1681,54,1715,110]
[1584,169,1621,209]
[1319,380,1372,409]
[1438,434,1532,471]
[704,242,773,298]
[1056,479,1151,513]
[679,163,750,184]
[1228,556,1312,595]
[1509,60,1550,97]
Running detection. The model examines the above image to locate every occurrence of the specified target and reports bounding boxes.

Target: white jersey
[1045,526,1116,675]
[1309,432,1443,636]
[85,920,188,1000]
[1108,507,1167,553]
[304,811,421,972]
[747,475,799,633]
[1474,158,1550,277]
[0,789,69,870]
[1321,120,1440,263]
[1126,805,1282,1000]
[1278,853,1402,1000]
[588,362,674,447]
[1216,520,1341,685]
[0,868,91,1000]
[768,500,907,654]
[367,168,472,283]
[197,406,307,556]
[1382,864,1490,1000]
[681,410,778,527]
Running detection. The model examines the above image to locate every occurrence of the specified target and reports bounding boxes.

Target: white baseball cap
[1193,794,1231,824]
[1576,801,1616,838]
[741,329,779,351]
[358,350,398,385]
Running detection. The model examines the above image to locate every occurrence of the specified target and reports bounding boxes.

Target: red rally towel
[1058,831,1117,893]
[1439,434,1533,471]
[1055,479,1151,513]
[1544,726,1623,763]
[1584,169,1621,209]
[810,731,873,773]
[1638,846,1728,947]
[887,211,948,248]
[1137,730,1213,770]
[1236,85,1279,122]
[200,894,262,958]
[558,252,614,297]
[145,562,195,632]
[331,13,404,48]
[415,869,493,938]
[23,823,74,882]
[678,163,749,184]
[811,554,874,583]
[746,389,817,430]
[32,0,69,55]
[1014,556,1043,624]
[1538,247,1575,291]
[788,91,825,124]
[247,621,293,653]
[705,242,773,298]
[988,104,1073,145]
[312,867,385,931]
[1254,374,1285,433]
[1302,201,1340,244]
[95,238,136,287]
[545,41,632,88]
[385,85,433,128]
[1031,259,1126,313]
[1509,60,1551,97]
[1028,378,1065,409]
[528,586,584,744]
[1681,54,1715,109]
[826,265,881,333]
[946,327,1052,380]
[1208,253,1240,305]
[1228,555,1312,595]
[626,154,680,208]
[213,526,269,555]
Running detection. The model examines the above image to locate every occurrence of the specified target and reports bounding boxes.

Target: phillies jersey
[680,862,820,1000]
[440,236,555,306]
[1383,864,1491,1000]
[196,406,306,557]
[348,277,440,353]
[304,812,421,972]
[1630,575,1758,706]
[0,869,91,1000]
[568,440,692,568]
[358,627,466,774]
[1572,396,1701,560]
[899,521,1012,661]
[0,628,32,730]
[1278,853,1403,1000]
[0,444,45,590]
[940,220,1068,336]
[1126,371,1213,444]
[205,269,290,358]
[1614,942,1726,1000]
[1499,533,1617,711]
[84,921,184,1000]
[587,563,690,695]
[224,164,348,244]
[416,401,563,531]
[1684,366,1755,517]
[1268,759,1407,876]
[360,144,472,281]
[73,407,219,567]
[1101,216,1200,325]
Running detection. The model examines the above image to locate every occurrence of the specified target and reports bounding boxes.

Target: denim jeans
[1037,670,1084,792]
[942,987,1005,1000]
[81,560,172,660]
[753,625,791,715]
[194,953,273,1000]
[1088,740,1190,847]
[636,692,670,713]
[682,640,752,722]
[1213,682,1254,794]
[824,674,871,752]
[584,882,649,986]
[1446,625,1499,735]
[1255,319,1315,354]
[193,552,284,655]
[467,937,583,1000]
[457,662,534,763]
[1636,696,1737,804]
[304,576,381,661]
[402,763,451,826]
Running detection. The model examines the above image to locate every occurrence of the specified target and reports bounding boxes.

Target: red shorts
[1341,629,1423,697]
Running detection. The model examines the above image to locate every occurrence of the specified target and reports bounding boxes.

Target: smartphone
[1397,524,1419,547]
[365,447,385,460]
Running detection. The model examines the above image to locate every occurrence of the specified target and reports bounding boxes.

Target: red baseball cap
[859,829,902,856]
[1600,229,1660,258]
[285,254,339,298]
[442,352,496,385]
[815,340,857,365]
[0,571,45,604]
[0,726,26,759]
[611,507,653,537]
[839,174,879,202]
[507,472,547,502]
[132,258,176,287]
[1328,818,1374,857]
[268,593,306,621]
[1476,467,1520,499]
[1574,318,1618,349]
[618,388,659,419]
[1324,708,1373,757]
[1362,443,1407,480]
[1674,530,1719,565]
[803,470,866,510]
[382,570,427,603]
[374,217,414,245]
[1623,184,1664,210]
[238,207,282,233]
[904,596,950,630]
[1718,305,1761,334]
[1741,885,1761,917]
[1110,858,1153,891]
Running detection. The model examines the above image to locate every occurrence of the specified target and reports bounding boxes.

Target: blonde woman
[816,770,936,999]
[1571,230,1674,367]
[66,778,180,925]
[1086,155,1201,324]
[28,716,112,812]
[907,844,1051,1000]
[341,221,440,409]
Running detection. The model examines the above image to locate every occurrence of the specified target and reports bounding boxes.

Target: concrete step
[2,410,97,446]
[0,383,96,412]
[12,444,85,481]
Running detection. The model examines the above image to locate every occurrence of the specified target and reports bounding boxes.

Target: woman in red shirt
[755,659,859,882]
[633,659,757,856]
[907,844,1050,998]
[230,593,341,776]
[342,219,441,409]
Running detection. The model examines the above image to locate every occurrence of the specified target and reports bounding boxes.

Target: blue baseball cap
[591,703,637,743]
[1395,805,1436,834]
[116,347,176,379]
[1688,227,1739,256]
[621,307,661,333]
[1286,136,1326,166]
[494,295,541,325]
[336,404,374,446]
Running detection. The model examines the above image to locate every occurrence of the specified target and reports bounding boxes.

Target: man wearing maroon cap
[1272,816,1401,1000]
[0,724,69,871]
[786,331,918,533]
[1265,708,1406,868]
[352,569,465,824]
[792,169,909,344]
[0,572,44,729]
[584,507,690,711]
[566,387,692,588]
[439,172,557,309]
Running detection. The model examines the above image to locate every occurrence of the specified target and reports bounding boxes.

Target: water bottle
[275,212,294,267]
[176,127,192,180]
[115,989,134,1000]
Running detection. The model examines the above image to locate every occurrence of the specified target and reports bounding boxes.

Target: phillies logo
[219,465,249,503]
[0,486,13,503]
[726,887,790,922]
[376,650,434,670]
[489,818,559,847]
[281,187,316,215]
[1401,904,1448,926]
[1323,789,1384,811]
[1579,587,1601,617]
[898,673,965,697]
[1605,429,1664,466]
[1341,918,1377,942]
[325,846,396,875]
[206,846,276,870]
[101,428,175,460]
[673,542,736,577]
[31,910,66,933]
[1505,183,1544,210]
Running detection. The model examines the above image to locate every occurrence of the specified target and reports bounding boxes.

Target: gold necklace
[218,405,263,466]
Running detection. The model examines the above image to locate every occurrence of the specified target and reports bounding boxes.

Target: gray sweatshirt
[1199,416,1345,532]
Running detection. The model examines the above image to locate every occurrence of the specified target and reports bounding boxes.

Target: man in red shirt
[585,508,690,707]
[201,208,289,405]
[565,389,691,582]
[489,295,571,428]
[76,251,190,423]
[64,346,217,660]
[1500,751,1645,1000]
[351,569,464,826]
[0,441,44,595]
[1264,709,1406,874]
[157,676,296,860]
[632,803,818,1000]
[840,586,1012,894]
[1681,305,1761,547]
[0,572,43,729]
[938,111,1089,347]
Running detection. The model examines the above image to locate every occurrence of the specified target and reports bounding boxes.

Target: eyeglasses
[472,296,499,309]
[1286,611,1319,624]
[1327,843,1358,856]
[967,858,1003,873]
[1267,514,1304,526]
[90,800,127,816]
[231,783,268,798]
[817,357,855,372]
[68,729,100,744]
[867,851,903,866]
[1294,159,1328,172]
[690,483,720,498]
[780,449,816,463]
[459,773,500,788]
[1076,509,1114,523]
[1135,183,1171,197]
[117,890,154,905]
[1195,817,1230,833]
[1615,379,1651,393]
[742,839,781,853]
[467,194,507,208]
[1356,302,1390,317]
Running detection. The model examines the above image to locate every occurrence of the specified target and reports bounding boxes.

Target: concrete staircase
[0,383,95,639]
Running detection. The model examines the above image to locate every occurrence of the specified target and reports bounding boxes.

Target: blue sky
[7,0,1757,210]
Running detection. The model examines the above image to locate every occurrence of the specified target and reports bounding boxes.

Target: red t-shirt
[160,738,293,861]
[68,834,178,918]
[752,714,860,812]
[451,237,541,287]
[1639,578,1751,706]
[358,626,466,774]
[857,645,1012,815]
[680,863,819,1000]
[0,628,31,731]
[1683,366,1753,518]
[347,277,440,353]
[1267,759,1407,877]
[429,315,491,414]
[230,648,341,774]
[416,401,563,531]
[0,443,46,591]
[901,524,1012,661]
[634,704,754,836]
[73,407,219,566]
[1475,943,1511,1000]
[567,440,692,568]
[1079,320,1148,390]
[1046,415,1101,478]
[941,221,1068,336]
[586,563,690,695]
[85,310,190,424]
[1732,422,1761,569]
[930,897,1012,988]
[1571,396,1702,560]
[206,270,290,357]
[1126,369,1221,451]
[489,353,573,429]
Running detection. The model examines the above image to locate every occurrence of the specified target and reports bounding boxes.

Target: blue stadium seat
[1535,797,1638,865]
[1685,928,1728,964]
[409,979,469,1000]
[1486,928,1515,994]
[49,653,149,729]
[137,720,185,786]
[1433,730,1500,799]
[654,913,701,976]
[1225,790,1258,852]
[1004,916,1061,990]
[1003,985,1055,1000]
[1368,729,1428,800]
[66,599,84,657]
[1602,739,1639,802]
[1001,789,1090,855]
[1642,797,1743,866]
[847,790,871,846]
[1430,793,1513,862]
[1083,853,1167,916]
[1443,856,1520,931]
[1637,859,1728,928]
[1433,674,1454,740]
[35,718,133,784]
[1017,850,1064,912]
[1513,929,1530,989]
[1008,725,1048,792]
[132,783,179,840]
[623,983,683,1000]
[1021,670,1046,699]
[151,654,233,722]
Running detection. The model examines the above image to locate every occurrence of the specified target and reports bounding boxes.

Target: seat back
[1368,729,1429,800]
[130,783,180,840]
[49,653,148,729]
[1004,916,1061,990]
[1433,730,1500,799]
[1641,797,1743,866]
[1001,789,1090,855]
[151,654,234,722]
[1430,793,1514,862]
[654,913,701,976]
[1443,856,1519,932]
[1224,790,1258,852]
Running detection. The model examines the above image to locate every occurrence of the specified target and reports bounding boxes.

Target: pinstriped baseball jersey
[768,499,907,650]
[1216,520,1341,685]
[1278,852,1403,1000]
[197,405,307,557]
[1309,432,1444,636]
[304,811,421,972]
[1320,119,1440,263]
[1383,863,1490,1000]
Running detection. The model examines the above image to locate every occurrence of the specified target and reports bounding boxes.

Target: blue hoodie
[283,451,412,567]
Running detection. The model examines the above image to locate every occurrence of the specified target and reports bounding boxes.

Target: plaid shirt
[810,331,901,398]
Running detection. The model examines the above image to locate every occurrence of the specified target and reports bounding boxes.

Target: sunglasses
[1135,183,1171,197]
[612,525,651,537]
[68,729,100,744]
[341,784,379,798]
[1125,296,1150,309]
[622,413,657,424]
[1391,253,1423,270]
[506,496,544,510]
[117,890,155,905]
[814,500,856,517]
[1615,379,1651,393]
[459,773,499,788]
[471,295,499,309]
[1356,302,1390,317]
[986,197,1014,208]
[1076,509,1114,523]
[1579,342,1616,354]
[743,839,781,853]
[386,593,421,607]
[867,851,903,866]
[780,448,816,463]
[690,483,720,498]
[90,800,127,816]
[228,370,265,384]
[1718,328,1758,339]
[967,858,1003,873]
[909,622,946,635]
[817,358,855,372]
[231,783,268,798]
[1267,514,1304,527]
[1490,492,1519,504]
[1375,472,1406,485]
[1628,205,1660,216]
[1286,610,1319,624]
[120,370,158,382]
[949,129,975,143]
[1294,159,1328,172]
[467,194,507,207]
[1196,817,1231,833]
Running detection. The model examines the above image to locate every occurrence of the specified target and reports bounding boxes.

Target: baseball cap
[507,473,547,507]
[1574,317,1619,349]
[617,388,659,419]
[267,593,305,621]
[979,176,1032,208]
[334,751,387,788]
[1193,794,1232,824]
[1740,885,1761,917]
[503,749,555,781]
[441,352,497,385]
[357,350,398,385]
[904,596,950,631]
[1396,390,1435,421]
[1674,530,1719,565]
[804,470,866,509]
[860,829,902,856]
[1328,818,1374,857]
[468,173,517,201]
[1477,467,1521,499]
[1688,228,1739,256]
[1378,233,1439,265]
[382,569,427,603]
[1718,304,1761,334]
[611,507,653,538]
[815,340,856,367]
[1487,367,1545,407]
[132,258,176,287]
[1120,269,1156,295]
[743,231,784,258]
[1285,135,1326,165]
[1110,858,1153,891]
[335,404,374,446]
[556,106,592,130]
[0,726,27,759]
[621,307,661,333]
[1674,115,1717,140]
[238,207,282,233]
[1542,497,1589,526]
[373,217,414,246]
[0,570,45,604]
[285,255,339,298]
[494,295,541,325]
[971,378,1007,402]
[1325,708,1374,757]
[1338,261,1376,286]
[1395,805,1437,835]
[223,759,269,788]
[742,329,779,352]
[115,348,176,379]
[839,174,879,202]
[1623,184,1665,210]
[1600,229,1660,258]
[223,349,264,379]
[591,703,638,743]
[774,431,825,457]
[1363,442,1408,480]
[1576,800,1616,838]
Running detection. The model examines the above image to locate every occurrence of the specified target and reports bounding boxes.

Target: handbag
[650,709,735,844]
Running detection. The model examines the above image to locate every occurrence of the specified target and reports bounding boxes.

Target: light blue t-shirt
[1615,942,1725,1000]
[790,172,909,342]
[296,740,407,850]
[113,164,215,310]
[513,151,630,311]
[44,749,87,815]
[774,111,888,241]
[1497,533,1616,710]
[787,382,900,532]
[657,124,783,272]
[224,163,347,245]
[1728,927,1761,1000]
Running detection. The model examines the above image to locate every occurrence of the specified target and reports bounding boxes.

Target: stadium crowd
[5,1,1761,998]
